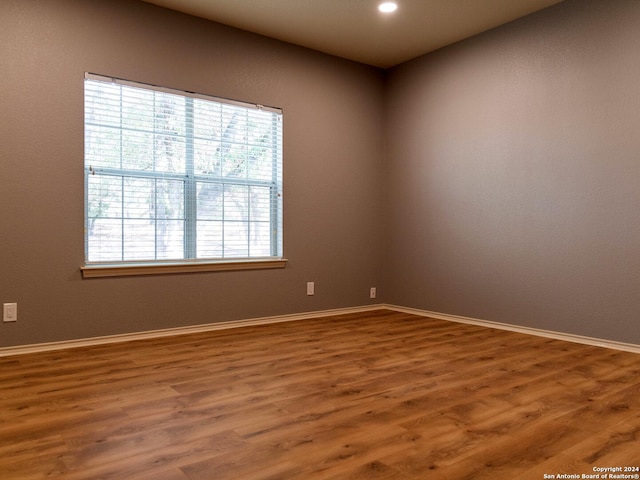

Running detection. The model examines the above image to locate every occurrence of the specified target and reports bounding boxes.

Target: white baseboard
[383,304,640,354]
[0,304,386,357]
[2,303,639,357]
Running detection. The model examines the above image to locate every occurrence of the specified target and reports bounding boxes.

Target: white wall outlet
[3,303,17,322]
[370,287,377,299]
[307,282,315,296]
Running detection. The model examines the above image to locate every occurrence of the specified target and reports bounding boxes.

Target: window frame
[82,73,286,278]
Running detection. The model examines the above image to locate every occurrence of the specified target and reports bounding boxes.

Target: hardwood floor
[1,309,639,479]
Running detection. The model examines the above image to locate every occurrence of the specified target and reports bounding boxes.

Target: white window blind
[84,73,283,264]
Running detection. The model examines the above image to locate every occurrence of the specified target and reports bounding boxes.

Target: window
[83,74,284,276]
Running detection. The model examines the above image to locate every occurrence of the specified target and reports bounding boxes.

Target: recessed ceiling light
[378,2,398,13]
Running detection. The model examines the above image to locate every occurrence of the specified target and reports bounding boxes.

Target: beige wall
[384,0,640,344]
[0,0,385,347]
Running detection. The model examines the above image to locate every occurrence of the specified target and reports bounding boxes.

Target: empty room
[1,0,639,478]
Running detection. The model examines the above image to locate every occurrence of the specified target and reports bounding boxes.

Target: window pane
[224,185,249,221]
[247,110,276,181]
[197,182,223,220]
[157,180,185,220]
[157,220,184,260]
[250,186,271,222]
[87,218,122,262]
[123,219,154,260]
[123,177,153,219]
[197,220,223,258]
[121,87,154,131]
[154,134,186,174]
[85,82,121,127]
[194,99,222,140]
[87,175,122,219]
[249,221,272,257]
[194,138,222,176]
[224,221,249,258]
[85,124,121,169]
[122,129,153,172]
[85,74,283,264]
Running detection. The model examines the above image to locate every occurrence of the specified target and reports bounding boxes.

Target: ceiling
[141,0,565,68]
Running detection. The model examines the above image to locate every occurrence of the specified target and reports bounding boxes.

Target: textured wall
[0,0,385,347]
[384,0,640,344]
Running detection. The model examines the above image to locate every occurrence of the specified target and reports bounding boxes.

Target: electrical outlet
[307,282,315,296]
[370,287,377,299]
[3,303,17,322]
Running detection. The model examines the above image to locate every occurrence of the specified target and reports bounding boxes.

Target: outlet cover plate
[3,303,17,322]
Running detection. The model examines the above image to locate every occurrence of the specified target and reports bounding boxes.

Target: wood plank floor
[1,309,639,479]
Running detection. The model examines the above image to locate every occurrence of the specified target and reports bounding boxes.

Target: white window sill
[81,258,288,278]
